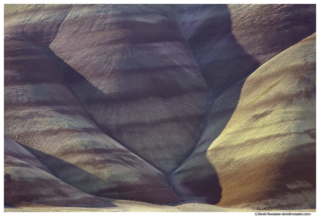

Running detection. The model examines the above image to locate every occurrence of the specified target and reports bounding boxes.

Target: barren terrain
[4,4,316,211]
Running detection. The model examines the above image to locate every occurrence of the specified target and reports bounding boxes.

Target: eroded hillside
[4,4,316,211]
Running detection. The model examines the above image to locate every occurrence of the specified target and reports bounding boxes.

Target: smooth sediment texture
[170,33,316,210]
[4,7,182,204]
[4,4,316,211]
[4,135,54,175]
[49,4,212,174]
[4,136,115,207]
[175,4,316,98]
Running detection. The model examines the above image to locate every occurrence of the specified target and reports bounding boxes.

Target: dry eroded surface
[4,4,316,211]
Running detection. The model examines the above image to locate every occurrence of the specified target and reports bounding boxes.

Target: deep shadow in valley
[169,4,261,205]
[37,4,260,205]
[6,4,315,208]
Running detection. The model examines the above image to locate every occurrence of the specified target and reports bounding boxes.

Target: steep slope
[4,18,182,204]
[4,4,73,46]
[49,4,212,173]
[170,33,316,210]
[5,135,54,175]
[4,4,316,210]
[4,136,115,207]
[175,4,315,98]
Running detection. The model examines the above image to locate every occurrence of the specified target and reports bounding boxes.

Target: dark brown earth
[4,4,316,211]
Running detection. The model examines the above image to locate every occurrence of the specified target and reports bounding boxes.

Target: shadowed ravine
[4,4,316,211]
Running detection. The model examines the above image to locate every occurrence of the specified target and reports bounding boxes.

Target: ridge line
[24,30,169,178]
[49,5,74,47]
[44,47,169,177]
[168,72,254,178]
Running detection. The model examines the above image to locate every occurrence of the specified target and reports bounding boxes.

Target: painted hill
[4,4,316,211]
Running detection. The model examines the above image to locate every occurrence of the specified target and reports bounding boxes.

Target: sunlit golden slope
[4,4,316,210]
[170,33,316,210]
